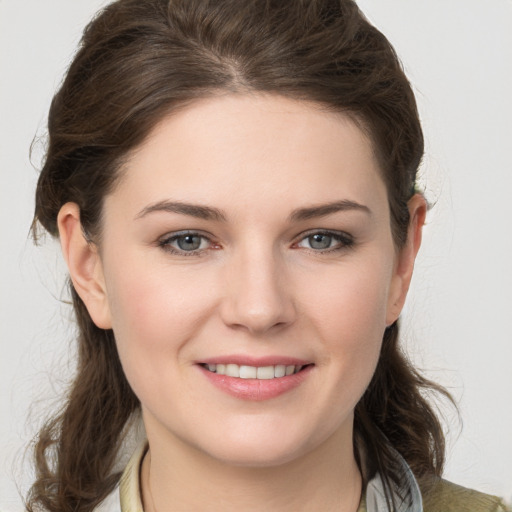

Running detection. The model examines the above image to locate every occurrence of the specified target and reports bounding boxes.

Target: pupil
[310,234,331,249]
[178,235,201,250]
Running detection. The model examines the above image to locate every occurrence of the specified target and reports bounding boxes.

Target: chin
[192,420,332,469]
[203,440,307,469]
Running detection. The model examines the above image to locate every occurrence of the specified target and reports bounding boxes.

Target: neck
[141,425,362,512]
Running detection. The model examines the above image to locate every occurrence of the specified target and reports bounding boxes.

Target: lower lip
[198,365,313,401]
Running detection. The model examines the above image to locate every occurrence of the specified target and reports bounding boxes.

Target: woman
[26,0,509,511]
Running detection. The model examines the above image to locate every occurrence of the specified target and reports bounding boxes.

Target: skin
[58,93,425,511]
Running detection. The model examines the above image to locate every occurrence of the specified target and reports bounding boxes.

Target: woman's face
[75,94,418,467]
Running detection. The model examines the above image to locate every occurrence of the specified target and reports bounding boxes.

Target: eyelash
[157,230,354,256]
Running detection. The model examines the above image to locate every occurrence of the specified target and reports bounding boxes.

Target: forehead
[108,93,387,220]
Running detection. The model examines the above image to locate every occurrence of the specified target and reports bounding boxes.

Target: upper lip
[197,355,312,367]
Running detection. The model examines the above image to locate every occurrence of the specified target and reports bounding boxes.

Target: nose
[219,246,296,335]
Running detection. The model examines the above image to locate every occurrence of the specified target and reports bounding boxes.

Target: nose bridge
[221,240,295,334]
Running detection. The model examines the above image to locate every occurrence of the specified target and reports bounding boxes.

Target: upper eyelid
[298,228,351,236]
[293,228,353,241]
[158,228,351,239]
[159,229,213,242]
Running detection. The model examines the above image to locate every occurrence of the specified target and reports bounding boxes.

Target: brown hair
[29,0,451,510]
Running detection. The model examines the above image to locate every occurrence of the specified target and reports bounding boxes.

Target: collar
[116,441,423,512]
[365,448,423,512]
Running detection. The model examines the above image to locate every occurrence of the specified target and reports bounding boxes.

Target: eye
[295,231,353,252]
[158,231,213,255]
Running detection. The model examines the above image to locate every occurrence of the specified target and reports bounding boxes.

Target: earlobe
[57,203,112,329]
[386,194,427,326]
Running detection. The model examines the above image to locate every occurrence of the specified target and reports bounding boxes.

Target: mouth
[197,359,314,400]
[200,363,309,379]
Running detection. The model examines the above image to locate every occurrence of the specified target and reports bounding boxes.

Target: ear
[57,203,112,329]
[386,194,427,326]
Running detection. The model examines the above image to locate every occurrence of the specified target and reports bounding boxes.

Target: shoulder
[421,478,510,512]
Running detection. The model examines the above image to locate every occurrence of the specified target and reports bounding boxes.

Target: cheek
[104,267,221,420]
[107,255,210,331]
[301,257,392,341]
[103,258,218,382]
[298,256,393,393]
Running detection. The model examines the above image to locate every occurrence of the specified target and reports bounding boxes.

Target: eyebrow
[288,200,372,221]
[135,199,371,222]
[135,200,227,222]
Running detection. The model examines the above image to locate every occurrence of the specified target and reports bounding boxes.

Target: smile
[201,363,305,379]
[198,361,313,400]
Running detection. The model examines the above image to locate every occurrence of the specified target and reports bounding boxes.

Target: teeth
[225,364,239,377]
[204,363,305,379]
[256,366,275,379]
[239,365,257,379]
[274,365,286,378]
